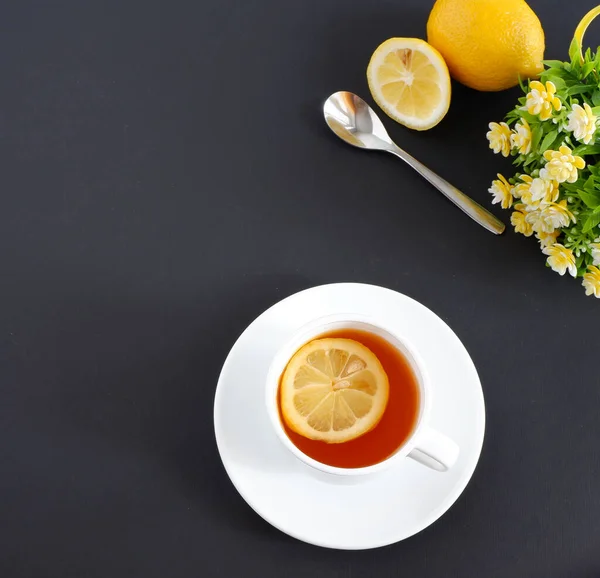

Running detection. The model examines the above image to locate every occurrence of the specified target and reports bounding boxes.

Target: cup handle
[408,426,460,472]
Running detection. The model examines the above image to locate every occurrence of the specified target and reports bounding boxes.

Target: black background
[1,0,599,576]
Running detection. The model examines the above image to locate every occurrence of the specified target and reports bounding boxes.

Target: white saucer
[213,283,485,549]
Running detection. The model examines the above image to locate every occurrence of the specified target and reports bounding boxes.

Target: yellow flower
[526,200,575,233]
[488,174,513,209]
[566,103,597,145]
[540,145,585,183]
[511,204,534,236]
[524,209,546,233]
[582,265,600,297]
[591,242,600,266]
[525,80,562,121]
[510,119,532,155]
[486,122,512,157]
[542,243,577,277]
[536,230,561,248]
[521,177,559,208]
[512,174,532,200]
[514,174,560,212]
[542,200,576,228]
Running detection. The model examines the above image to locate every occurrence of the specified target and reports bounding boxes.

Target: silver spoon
[323,91,505,235]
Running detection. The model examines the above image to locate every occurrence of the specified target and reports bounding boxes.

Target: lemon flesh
[367,37,451,130]
[280,338,389,444]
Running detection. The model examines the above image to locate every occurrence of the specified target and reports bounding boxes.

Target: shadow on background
[8,272,320,544]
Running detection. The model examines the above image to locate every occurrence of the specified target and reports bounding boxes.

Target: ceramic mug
[265,313,459,476]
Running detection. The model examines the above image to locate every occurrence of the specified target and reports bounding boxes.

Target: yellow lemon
[427,0,544,92]
[280,338,389,443]
[366,37,451,130]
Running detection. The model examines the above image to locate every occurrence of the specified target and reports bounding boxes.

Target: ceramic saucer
[213,283,485,549]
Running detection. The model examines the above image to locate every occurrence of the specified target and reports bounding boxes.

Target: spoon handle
[387,146,505,235]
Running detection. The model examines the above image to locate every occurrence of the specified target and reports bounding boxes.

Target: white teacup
[265,314,459,477]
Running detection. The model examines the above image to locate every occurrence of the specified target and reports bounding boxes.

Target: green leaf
[569,37,580,63]
[566,84,591,96]
[589,164,600,177]
[580,94,595,107]
[542,70,563,83]
[530,124,543,152]
[543,67,575,81]
[584,174,596,190]
[543,59,565,69]
[583,61,596,78]
[539,129,559,154]
[583,207,600,233]
[561,183,580,194]
[573,144,600,156]
[519,111,538,124]
[579,189,600,208]
[546,76,566,90]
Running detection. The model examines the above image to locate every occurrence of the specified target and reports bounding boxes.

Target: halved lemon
[367,37,451,130]
[280,338,389,444]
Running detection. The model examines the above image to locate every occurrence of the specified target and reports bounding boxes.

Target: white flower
[486,122,512,157]
[511,204,534,236]
[488,174,513,209]
[540,146,586,184]
[542,200,576,229]
[512,174,532,200]
[536,230,561,247]
[525,210,546,233]
[566,103,597,144]
[524,81,562,120]
[521,177,559,208]
[591,241,600,266]
[542,243,577,277]
[510,119,532,154]
[526,200,575,233]
[583,265,600,297]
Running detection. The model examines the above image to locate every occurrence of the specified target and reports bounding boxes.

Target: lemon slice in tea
[280,338,389,444]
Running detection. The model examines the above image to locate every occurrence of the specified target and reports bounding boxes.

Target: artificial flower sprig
[486,20,600,298]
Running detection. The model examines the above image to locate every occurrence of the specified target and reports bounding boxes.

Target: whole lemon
[427,0,544,91]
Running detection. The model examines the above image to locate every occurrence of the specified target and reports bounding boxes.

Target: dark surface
[1,0,599,576]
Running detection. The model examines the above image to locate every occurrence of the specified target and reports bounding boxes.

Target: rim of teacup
[265,313,432,477]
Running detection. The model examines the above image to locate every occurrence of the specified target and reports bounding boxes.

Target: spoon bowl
[324,91,392,151]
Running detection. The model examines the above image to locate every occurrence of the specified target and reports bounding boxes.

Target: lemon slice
[280,338,389,444]
[367,37,451,130]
